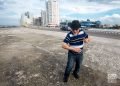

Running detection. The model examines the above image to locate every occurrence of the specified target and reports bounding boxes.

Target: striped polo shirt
[63,29,88,49]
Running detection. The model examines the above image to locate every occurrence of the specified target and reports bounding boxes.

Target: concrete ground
[0,27,120,86]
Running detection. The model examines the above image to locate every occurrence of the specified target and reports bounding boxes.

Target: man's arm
[84,37,91,43]
[62,42,81,53]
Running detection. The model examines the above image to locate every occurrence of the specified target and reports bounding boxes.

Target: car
[60,25,71,31]
[60,22,71,31]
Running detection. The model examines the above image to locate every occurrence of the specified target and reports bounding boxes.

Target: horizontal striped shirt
[63,29,88,49]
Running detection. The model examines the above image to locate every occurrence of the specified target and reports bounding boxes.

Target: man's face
[72,29,80,35]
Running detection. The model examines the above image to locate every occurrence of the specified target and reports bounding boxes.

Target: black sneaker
[72,73,79,79]
[63,76,69,82]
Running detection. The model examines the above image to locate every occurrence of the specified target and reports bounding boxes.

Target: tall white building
[41,10,47,26]
[46,0,59,27]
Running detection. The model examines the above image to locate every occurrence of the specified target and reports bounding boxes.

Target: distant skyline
[0,0,120,26]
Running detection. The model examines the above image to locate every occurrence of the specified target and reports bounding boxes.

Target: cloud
[87,0,115,4]
[60,0,120,14]
[61,0,119,4]
[60,0,120,26]
[110,0,120,4]
[0,0,6,10]
[0,0,46,25]
[99,14,120,25]
[60,15,76,21]
[0,0,120,25]
[0,0,5,5]
[0,0,45,18]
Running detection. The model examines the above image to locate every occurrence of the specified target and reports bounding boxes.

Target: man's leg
[63,52,74,82]
[73,52,83,79]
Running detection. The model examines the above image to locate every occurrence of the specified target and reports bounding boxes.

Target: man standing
[62,20,90,82]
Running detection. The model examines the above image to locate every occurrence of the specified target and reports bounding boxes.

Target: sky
[0,0,120,26]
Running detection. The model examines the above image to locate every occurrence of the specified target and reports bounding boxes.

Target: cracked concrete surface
[0,27,120,86]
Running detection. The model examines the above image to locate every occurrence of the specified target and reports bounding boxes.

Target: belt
[69,48,83,54]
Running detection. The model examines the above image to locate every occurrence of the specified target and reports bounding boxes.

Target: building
[33,17,42,26]
[20,12,33,27]
[41,10,47,26]
[80,19,101,28]
[46,0,59,27]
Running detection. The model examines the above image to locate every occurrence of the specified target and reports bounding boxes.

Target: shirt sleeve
[84,31,88,39]
[63,33,70,44]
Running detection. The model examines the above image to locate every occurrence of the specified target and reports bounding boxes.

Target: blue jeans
[64,51,83,77]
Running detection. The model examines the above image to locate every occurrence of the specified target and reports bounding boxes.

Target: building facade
[80,19,101,28]
[33,17,42,26]
[46,0,59,27]
[41,10,47,26]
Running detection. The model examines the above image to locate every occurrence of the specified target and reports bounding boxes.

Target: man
[62,20,90,82]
